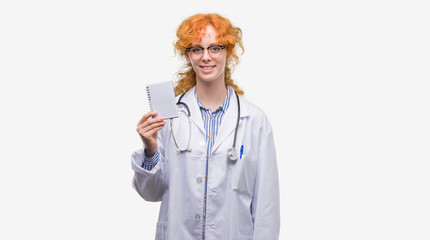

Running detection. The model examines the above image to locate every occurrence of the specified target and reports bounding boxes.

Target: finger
[137,111,157,126]
[143,125,166,137]
[137,111,158,126]
[138,116,165,129]
[138,121,166,134]
[140,126,165,142]
[137,120,166,135]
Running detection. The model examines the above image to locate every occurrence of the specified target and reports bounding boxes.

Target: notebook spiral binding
[146,86,153,111]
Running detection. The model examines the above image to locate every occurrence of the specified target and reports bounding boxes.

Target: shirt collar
[194,86,233,113]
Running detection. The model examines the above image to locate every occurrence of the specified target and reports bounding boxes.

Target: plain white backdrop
[1,0,429,239]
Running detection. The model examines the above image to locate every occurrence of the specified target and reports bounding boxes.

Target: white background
[1,0,429,239]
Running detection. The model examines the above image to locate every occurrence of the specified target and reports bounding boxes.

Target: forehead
[192,25,218,45]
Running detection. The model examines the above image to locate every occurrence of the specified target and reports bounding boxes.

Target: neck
[195,80,227,112]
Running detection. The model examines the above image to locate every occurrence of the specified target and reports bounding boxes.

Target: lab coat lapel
[180,88,205,135]
[212,95,249,154]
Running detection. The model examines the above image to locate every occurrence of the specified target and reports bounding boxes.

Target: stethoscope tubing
[171,90,240,159]
[231,92,240,150]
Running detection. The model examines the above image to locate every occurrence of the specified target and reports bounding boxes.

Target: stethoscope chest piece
[227,148,238,161]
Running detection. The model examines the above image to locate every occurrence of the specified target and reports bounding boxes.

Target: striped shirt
[142,87,233,239]
[196,87,232,239]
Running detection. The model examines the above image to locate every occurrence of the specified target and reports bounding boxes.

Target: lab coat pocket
[232,155,257,197]
[155,221,167,240]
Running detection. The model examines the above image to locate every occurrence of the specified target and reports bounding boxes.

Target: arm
[252,129,280,239]
[131,148,166,202]
[131,111,167,202]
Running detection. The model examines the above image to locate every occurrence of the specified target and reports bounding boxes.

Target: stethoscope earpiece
[176,148,192,153]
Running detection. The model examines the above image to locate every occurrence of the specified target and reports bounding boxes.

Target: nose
[201,49,211,62]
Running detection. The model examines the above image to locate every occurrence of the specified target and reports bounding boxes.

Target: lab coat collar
[179,86,250,153]
[179,87,205,135]
[212,90,249,153]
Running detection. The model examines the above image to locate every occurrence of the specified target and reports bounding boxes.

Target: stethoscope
[170,91,241,161]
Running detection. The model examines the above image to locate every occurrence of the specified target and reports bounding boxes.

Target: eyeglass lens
[188,45,224,58]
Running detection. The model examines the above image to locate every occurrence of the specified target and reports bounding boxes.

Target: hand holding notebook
[146,81,179,119]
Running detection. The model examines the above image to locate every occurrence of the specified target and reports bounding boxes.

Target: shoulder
[240,97,273,135]
[240,97,264,116]
[175,87,195,101]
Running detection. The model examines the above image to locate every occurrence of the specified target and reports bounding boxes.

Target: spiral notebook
[146,81,178,119]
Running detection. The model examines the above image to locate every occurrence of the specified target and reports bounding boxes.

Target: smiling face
[187,25,227,86]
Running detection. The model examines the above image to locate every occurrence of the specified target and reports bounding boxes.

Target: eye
[191,47,203,54]
[209,46,221,52]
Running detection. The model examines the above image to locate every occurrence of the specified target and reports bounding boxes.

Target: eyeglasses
[186,45,226,59]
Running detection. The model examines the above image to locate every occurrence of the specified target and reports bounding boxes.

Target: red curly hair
[173,13,244,96]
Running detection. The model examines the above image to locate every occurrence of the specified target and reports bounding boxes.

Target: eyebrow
[190,43,221,47]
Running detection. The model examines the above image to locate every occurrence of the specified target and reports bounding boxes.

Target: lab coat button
[195,214,200,220]
[197,178,202,184]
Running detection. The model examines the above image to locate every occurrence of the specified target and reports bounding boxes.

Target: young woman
[132,13,280,240]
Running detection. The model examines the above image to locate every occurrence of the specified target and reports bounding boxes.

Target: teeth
[202,66,214,69]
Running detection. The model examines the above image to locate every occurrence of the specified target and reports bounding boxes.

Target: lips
[200,65,215,70]
[200,65,216,73]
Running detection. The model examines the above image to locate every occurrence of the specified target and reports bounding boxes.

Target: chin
[197,70,225,83]
[198,76,223,84]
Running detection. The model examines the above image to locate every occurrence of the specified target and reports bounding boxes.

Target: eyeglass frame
[186,45,227,58]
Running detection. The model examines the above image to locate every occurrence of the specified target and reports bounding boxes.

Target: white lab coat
[131,88,280,240]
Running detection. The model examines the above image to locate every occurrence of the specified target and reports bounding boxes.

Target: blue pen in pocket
[240,145,244,159]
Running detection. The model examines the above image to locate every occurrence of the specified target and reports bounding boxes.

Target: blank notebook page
[146,81,178,119]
